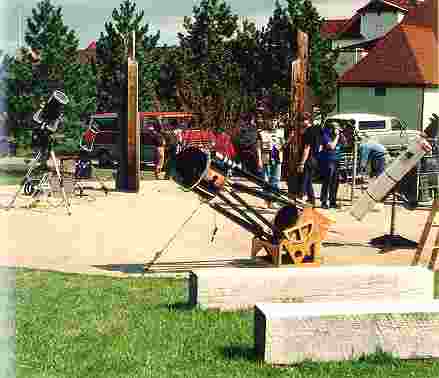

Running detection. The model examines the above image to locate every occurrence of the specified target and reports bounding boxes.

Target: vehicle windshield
[325,118,356,129]
[92,116,118,131]
[358,120,386,130]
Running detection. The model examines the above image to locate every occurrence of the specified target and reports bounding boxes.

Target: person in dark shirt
[319,121,342,209]
[297,113,321,206]
[238,115,262,177]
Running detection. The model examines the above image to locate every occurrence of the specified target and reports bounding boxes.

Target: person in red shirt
[212,126,236,177]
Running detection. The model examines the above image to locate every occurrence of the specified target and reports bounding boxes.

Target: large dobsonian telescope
[173,147,333,266]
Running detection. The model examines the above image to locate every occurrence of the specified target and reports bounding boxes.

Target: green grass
[12,269,439,378]
[0,173,22,186]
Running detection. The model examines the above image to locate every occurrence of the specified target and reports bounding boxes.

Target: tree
[6,0,96,152]
[95,0,160,113]
[175,0,242,129]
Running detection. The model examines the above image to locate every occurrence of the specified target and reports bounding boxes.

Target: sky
[0,0,370,55]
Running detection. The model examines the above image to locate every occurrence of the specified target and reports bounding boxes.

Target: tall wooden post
[433,0,439,85]
[287,30,309,197]
[117,31,140,192]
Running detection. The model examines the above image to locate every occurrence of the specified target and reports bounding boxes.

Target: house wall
[423,88,439,129]
[360,11,403,40]
[337,86,423,130]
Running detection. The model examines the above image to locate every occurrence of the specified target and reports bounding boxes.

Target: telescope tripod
[6,148,72,215]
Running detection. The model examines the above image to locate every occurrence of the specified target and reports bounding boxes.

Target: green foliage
[95,0,160,113]
[6,0,96,153]
[175,0,247,129]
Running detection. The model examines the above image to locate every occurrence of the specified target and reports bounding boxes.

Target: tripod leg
[50,150,71,216]
[5,152,42,210]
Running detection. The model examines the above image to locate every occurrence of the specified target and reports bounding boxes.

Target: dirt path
[0,180,436,276]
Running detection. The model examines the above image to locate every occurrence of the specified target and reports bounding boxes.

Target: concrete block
[189,266,434,311]
[255,301,439,364]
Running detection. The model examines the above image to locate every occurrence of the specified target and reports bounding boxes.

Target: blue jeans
[320,160,339,206]
[302,160,315,202]
[263,162,281,190]
[371,157,385,177]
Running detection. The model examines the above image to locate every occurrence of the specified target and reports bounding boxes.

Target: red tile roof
[321,19,350,38]
[87,41,96,49]
[338,0,438,86]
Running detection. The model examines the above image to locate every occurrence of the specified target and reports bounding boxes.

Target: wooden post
[288,30,309,197]
[116,31,140,192]
[433,0,439,86]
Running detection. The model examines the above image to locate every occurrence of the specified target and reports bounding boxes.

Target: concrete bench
[255,301,439,364]
[189,266,434,311]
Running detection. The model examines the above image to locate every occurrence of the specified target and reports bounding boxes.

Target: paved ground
[0,162,437,276]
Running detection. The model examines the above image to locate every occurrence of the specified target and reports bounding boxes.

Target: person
[212,126,236,176]
[151,124,166,179]
[359,138,386,179]
[238,114,261,177]
[319,121,343,209]
[296,113,321,206]
[257,117,286,208]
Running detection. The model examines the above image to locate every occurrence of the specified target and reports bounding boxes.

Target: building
[337,0,438,131]
[321,0,419,75]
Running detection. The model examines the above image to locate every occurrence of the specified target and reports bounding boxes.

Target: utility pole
[116,31,140,192]
[287,30,309,197]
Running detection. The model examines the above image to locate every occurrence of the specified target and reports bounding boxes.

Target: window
[374,87,386,96]
[358,120,386,130]
[93,117,118,131]
[391,119,403,131]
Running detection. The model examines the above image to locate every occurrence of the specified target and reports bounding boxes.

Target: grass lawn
[0,173,22,186]
[13,269,439,378]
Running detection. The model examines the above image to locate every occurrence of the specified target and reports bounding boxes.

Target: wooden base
[251,208,325,267]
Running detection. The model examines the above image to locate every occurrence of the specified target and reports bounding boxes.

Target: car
[89,112,193,168]
[322,113,421,153]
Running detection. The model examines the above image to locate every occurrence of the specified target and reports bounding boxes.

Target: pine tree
[95,0,160,113]
[176,0,241,129]
[6,0,96,151]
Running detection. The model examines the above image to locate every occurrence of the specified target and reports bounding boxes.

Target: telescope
[174,147,333,266]
[33,90,69,133]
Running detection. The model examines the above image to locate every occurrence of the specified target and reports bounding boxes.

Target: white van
[322,113,421,152]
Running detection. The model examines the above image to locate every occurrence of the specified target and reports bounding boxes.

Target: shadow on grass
[221,345,257,362]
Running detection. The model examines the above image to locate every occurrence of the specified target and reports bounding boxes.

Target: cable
[144,197,210,272]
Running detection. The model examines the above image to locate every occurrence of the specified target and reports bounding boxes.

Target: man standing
[297,113,321,206]
[319,121,342,209]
